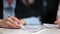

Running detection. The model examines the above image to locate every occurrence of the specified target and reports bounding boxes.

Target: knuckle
[8,17,11,20]
[10,16,15,18]
[6,21,9,23]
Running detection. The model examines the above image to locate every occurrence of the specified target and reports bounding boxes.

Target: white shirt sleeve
[22,17,42,25]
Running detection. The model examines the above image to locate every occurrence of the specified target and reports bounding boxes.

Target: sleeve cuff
[22,17,42,25]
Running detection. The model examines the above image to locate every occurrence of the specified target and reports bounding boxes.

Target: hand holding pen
[9,16,25,29]
[0,16,25,29]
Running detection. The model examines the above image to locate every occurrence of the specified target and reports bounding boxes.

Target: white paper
[24,25,45,33]
[0,25,45,34]
[34,28,60,34]
[43,23,60,29]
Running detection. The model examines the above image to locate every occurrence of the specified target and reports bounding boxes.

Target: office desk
[0,24,60,34]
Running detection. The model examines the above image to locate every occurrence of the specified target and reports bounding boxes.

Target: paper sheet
[0,25,45,34]
[43,23,60,29]
[34,28,60,34]
[1,24,60,34]
[23,25,45,33]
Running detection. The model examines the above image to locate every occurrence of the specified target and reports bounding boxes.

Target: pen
[15,20,25,29]
[7,16,25,29]
[20,24,25,29]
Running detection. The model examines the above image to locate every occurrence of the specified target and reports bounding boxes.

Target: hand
[9,16,25,25]
[0,16,25,29]
[54,18,60,26]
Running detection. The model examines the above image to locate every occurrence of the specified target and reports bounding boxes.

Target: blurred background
[0,0,60,24]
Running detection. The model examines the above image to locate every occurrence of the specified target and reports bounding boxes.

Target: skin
[21,0,30,7]
[21,0,35,7]
[7,0,13,5]
[0,16,25,29]
[0,0,25,29]
[55,18,60,26]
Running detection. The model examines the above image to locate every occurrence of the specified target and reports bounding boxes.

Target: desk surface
[0,24,60,34]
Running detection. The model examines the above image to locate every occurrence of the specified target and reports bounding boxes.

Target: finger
[54,20,60,23]
[10,16,21,24]
[54,21,58,24]
[6,21,19,28]
[10,16,25,25]
[56,23,60,26]
[0,23,10,28]
[19,20,25,25]
[0,20,10,28]
[55,21,60,26]
[7,17,20,27]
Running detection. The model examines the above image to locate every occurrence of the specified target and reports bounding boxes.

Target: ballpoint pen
[15,20,25,29]
[20,24,25,29]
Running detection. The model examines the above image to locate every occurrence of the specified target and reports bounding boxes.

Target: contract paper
[43,23,60,29]
[0,25,45,34]
[34,28,60,34]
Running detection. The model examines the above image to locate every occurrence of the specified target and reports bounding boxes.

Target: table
[0,24,60,34]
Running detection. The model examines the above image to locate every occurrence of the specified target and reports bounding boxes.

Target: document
[0,32,2,34]
[43,23,60,29]
[0,24,59,34]
[34,28,60,34]
[0,25,45,34]
[23,25,45,33]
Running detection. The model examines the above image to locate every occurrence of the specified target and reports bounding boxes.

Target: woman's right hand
[0,17,20,29]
